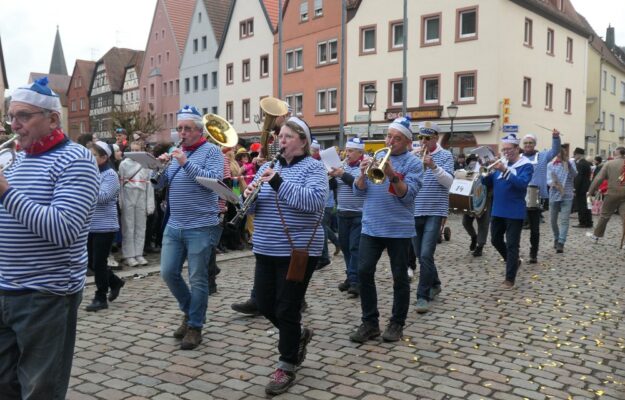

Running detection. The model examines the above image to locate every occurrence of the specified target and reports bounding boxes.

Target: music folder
[196,177,240,204]
[123,152,163,170]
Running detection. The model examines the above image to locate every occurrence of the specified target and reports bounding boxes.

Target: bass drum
[449,169,487,217]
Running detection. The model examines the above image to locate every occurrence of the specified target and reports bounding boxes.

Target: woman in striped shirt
[246,117,328,395]
[85,141,124,312]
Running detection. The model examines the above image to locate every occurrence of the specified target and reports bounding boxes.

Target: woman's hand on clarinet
[244,181,258,198]
[259,168,277,183]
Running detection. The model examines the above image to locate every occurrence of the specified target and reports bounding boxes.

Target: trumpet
[228,148,284,228]
[480,157,506,177]
[0,135,19,173]
[150,140,182,185]
[366,147,391,184]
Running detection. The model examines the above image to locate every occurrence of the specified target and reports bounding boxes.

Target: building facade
[67,60,96,140]
[345,0,590,153]
[180,0,232,117]
[0,35,8,122]
[218,0,278,138]
[139,0,195,139]
[122,53,144,113]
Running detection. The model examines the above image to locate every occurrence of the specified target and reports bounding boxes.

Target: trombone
[0,135,18,173]
[366,147,391,184]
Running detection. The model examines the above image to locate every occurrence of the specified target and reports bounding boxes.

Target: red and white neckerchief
[24,128,66,155]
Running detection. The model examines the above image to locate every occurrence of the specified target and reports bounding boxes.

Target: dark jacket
[574,158,592,194]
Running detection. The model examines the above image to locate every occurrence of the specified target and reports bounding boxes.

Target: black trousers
[526,208,541,258]
[575,191,593,226]
[88,232,122,302]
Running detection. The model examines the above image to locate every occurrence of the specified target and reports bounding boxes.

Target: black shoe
[572,224,587,228]
[553,239,558,249]
[108,279,125,302]
[86,268,94,277]
[338,279,350,292]
[296,327,314,366]
[349,323,381,343]
[347,284,360,297]
[556,242,564,253]
[529,257,537,264]
[231,299,260,316]
[316,259,332,270]
[85,298,108,312]
[301,300,308,313]
[472,245,483,257]
[181,327,202,350]
[437,235,442,244]
[208,279,217,295]
[265,369,296,395]
[382,322,403,342]
[469,236,477,251]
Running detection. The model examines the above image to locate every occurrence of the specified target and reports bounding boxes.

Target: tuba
[203,113,239,148]
[258,97,288,159]
[0,135,18,173]
[366,147,391,184]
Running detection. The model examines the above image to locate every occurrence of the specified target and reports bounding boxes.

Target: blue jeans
[338,214,362,285]
[490,217,524,283]
[0,291,82,400]
[160,225,222,329]
[358,234,411,327]
[412,216,443,300]
[550,199,573,244]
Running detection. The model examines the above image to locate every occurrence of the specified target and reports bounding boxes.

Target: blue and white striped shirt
[0,142,99,294]
[90,165,120,233]
[155,142,224,229]
[355,151,423,238]
[252,156,328,257]
[547,160,577,202]
[525,135,561,199]
[336,162,364,213]
[414,146,454,217]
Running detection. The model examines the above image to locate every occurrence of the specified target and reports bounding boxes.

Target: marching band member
[329,137,366,297]
[586,146,625,245]
[413,122,454,314]
[461,154,492,257]
[546,146,577,253]
[245,116,327,395]
[521,130,561,263]
[482,133,534,290]
[153,105,224,350]
[350,117,423,344]
[0,78,99,399]
[85,141,125,312]
[119,140,155,267]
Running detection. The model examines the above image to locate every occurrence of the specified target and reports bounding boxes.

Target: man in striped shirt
[154,106,224,350]
[413,122,454,314]
[350,117,423,344]
[0,78,99,399]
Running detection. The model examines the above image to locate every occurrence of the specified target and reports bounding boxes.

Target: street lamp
[447,101,459,153]
[594,119,602,155]
[364,86,377,139]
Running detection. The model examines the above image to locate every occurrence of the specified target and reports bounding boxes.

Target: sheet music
[123,152,162,170]
[320,147,342,171]
[196,177,240,204]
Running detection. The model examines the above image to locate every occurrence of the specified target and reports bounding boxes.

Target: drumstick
[534,124,564,136]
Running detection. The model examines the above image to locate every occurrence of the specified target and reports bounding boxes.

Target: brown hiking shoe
[181,327,202,350]
[173,315,188,339]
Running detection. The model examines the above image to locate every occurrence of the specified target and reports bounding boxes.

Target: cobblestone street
[68,214,625,400]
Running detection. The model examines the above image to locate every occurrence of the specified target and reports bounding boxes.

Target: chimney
[606,25,615,50]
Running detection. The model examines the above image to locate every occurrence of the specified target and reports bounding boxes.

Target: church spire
[49,25,68,75]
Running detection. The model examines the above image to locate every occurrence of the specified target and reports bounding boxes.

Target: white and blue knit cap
[176,105,203,122]
[311,138,321,150]
[418,121,440,136]
[94,141,112,157]
[389,116,413,139]
[287,116,312,144]
[346,137,365,150]
[501,133,520,145]
[11,77,62,113]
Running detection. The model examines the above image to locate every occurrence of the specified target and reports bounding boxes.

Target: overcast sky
[1,0,624,95]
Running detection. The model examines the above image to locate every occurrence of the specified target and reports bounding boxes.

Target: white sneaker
[135,256,148,266]
[124,257,139,267]
[107,256,119,267]
[407,268,414,281]
[585,232,599,243]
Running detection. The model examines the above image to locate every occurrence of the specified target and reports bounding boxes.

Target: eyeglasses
[176,125,195,133]
[502,147,517,153]
[8,111,45,124]
[523,141,535,146]
[416,135,431,141]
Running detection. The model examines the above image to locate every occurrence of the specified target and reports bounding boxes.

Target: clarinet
[228,148,283,228]
[150,140,182,185]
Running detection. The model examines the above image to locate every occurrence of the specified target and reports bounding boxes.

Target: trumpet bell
[366,147,391,184]
[203,114,238,147]
[260,97,289,118]
[0,148,15,172]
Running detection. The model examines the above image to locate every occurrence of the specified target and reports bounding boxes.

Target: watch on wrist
[390,175,400,184]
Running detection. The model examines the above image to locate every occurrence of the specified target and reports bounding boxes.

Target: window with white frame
[295,94,303,115]
[458,8,477,39]
[547,29,554,55]
[295,49,303,69]
[361,26,376,53]
[300,0,308,22]
[328,88,337,111]
[566,37,573,62]
[422,76,439,104]
[424,15,441,44]
[391,80,403,106]
[360,83,376,109]
[545,83,553,110]
[317,90,327,113]
[457,73,476,102]
[242,60,250,81]
[260,55,269,77]
[212,71,217,88]
[329,40,338,61]
[621,81,625,101]
[317,39,338,65]
[524,18,533,46]
[226,102,233,122]
[286,48,303,71]
[317,42,327,64]
[226,64,233,84]
[602,70,607,90]
[202,74,208,90]
[202,36,207,50]
[564,88,571,113]
[314,0,323,17]
[610,75,616,94]
[193,76,198,92]
[557,0,564,11]
[193,39,198,53]
[609,113,615,131]
[620,118,624,137]
[242,99,250,123]
[184,78,190,93]
[391,22,404,49]
[523,77,531,106]
[80,98,84,110]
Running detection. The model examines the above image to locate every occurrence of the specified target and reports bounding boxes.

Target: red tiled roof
[95,48,143,93]
[76,60,96,84]
[203,0,233,43]
[262,0,280,29]
[163,0,196,55]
